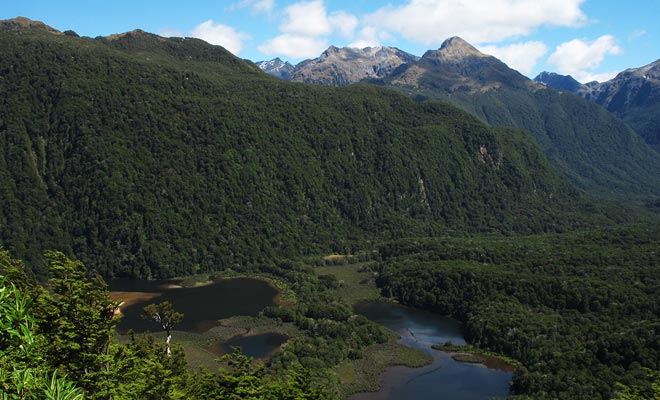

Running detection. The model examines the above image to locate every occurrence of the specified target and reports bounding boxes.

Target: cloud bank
[191,20,251,54]
[479,41,548,75]
[259,0,358,59]
[365,0,587,45]
[548,35,622,82]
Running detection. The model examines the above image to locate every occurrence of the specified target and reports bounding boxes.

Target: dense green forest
[2,226,660,399]
[1,20,659,400]
[0,26,616,279]
[0,248,356,399]
[374,224,660,399]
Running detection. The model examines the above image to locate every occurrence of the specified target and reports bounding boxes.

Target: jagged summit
[256,57,294,79]
[289,45,418,86]
[437,36,488,60]
[418,36,493,70]
[0,16,60,33]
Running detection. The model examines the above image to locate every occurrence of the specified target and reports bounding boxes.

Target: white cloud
[479,41,548,75]
[259,0,359,59]
[280,0,332,36]
[548,35,622,82]
[365,0,587,45]
[348,27,380,48]
[190,20,251,54]
[253,0,275,14]
[231,0,275,14]
[348,26,395,49]
[628,29,647,41]
[258,33,328,59]
[329,11,358,39]
[577,71,619,83]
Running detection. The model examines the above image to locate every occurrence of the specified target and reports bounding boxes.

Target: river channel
[351,301,513,400]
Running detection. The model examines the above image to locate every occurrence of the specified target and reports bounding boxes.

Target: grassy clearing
[316,262,382,305]
[314,261,432,398]
[431,343,521,371]
[336,333,432,398]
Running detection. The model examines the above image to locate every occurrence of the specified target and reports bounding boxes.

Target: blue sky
[2,0,658,82]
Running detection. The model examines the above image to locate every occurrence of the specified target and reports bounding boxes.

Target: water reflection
[110,278,279,333]
[207,333,289,359]
[352,301,512,400]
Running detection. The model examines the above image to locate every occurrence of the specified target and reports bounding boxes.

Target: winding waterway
[351,301,513,400]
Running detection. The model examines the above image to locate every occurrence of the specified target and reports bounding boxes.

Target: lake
[206,332,289,359]
[351,301,513,400]
[110,277,280,334]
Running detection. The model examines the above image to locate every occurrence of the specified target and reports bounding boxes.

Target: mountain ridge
[0,20,604,278]
[258,37,660,203]
[535,59,660,151]
[286,45,419,86]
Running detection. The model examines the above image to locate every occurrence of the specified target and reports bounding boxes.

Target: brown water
[110,277,279,334]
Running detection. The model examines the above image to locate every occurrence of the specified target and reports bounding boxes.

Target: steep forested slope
[0,24,601,278]
[536,60,660,152]
[380,38,660,202]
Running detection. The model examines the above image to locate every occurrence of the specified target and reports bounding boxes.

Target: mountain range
[259,38,660,203]
[0,18,609,278]
[534,59,660,152]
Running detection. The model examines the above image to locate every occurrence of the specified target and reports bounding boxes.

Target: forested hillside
[379,38,660,202]
[535,60,660,152]
[375,224,660,399]
[0,25,603,279]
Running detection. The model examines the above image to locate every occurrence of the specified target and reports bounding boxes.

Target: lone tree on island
[142,301,183,356]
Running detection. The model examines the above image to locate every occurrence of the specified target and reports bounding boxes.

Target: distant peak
[106,29,155,40]
[324,45,341,54]
[0,16,60,33]
[533,71,583,92]
[441,36,471,48]
[438,36,486,59]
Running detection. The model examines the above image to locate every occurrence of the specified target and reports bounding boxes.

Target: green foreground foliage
[0,249,340,399]
[0,251,83,399]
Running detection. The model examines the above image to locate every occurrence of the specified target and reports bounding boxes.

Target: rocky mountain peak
[289,45,418,86]
[623,58,660,80]
[256,57,295,80]
[437,36,487,61]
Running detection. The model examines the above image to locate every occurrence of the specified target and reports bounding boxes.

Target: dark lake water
[207,333,289,359]
[351,301,512,400]
[110,277,279,334]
